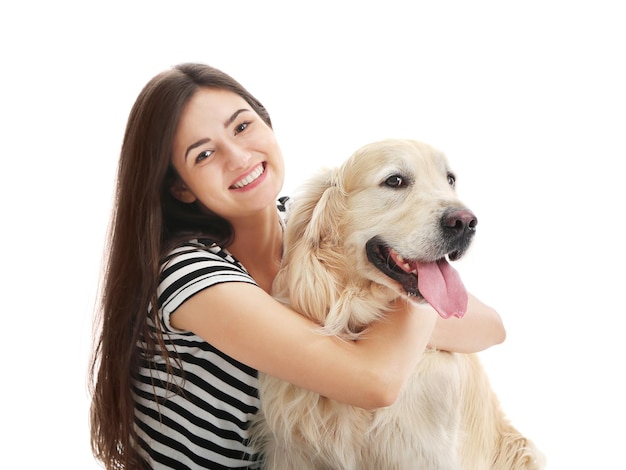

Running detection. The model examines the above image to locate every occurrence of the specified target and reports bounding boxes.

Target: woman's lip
[229,162,266,190]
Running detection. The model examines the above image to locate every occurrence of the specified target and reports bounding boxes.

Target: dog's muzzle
[365,207,477,318]
[441,208,477,261]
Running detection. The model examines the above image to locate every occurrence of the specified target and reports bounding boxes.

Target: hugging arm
[170,282,438,409]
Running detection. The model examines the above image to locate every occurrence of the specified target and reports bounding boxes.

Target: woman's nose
[224,141,252,170]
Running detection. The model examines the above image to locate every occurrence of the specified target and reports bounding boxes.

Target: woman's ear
[170,178,197,203]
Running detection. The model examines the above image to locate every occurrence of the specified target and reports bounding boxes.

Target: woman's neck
[227,206,283,293]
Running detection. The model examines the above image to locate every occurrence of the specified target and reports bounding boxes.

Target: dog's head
[277,139,476,333]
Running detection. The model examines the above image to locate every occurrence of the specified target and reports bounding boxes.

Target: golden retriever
[253,139,545,469]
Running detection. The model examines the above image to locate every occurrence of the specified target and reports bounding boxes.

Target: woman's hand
[422,294,506,353]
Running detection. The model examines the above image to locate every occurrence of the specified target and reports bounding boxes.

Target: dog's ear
[285,170,345,248]
[293,168,346,249]
[273,168,347,325]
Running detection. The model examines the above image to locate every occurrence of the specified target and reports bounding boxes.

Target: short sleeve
[157,241,257,332]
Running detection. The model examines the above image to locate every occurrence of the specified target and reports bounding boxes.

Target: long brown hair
[89,63,272,469]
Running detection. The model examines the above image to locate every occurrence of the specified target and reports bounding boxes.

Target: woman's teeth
[231,164,264,189]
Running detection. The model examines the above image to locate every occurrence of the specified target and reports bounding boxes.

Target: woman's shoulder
[161,239,243,274]
[158,238,257,315]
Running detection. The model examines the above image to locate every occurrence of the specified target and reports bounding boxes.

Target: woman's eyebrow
[224,108,251,127]
[185,137,211,161]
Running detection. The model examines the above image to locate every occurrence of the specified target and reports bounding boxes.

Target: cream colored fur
[253,139,545,469]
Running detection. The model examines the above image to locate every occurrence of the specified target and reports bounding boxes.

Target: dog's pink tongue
[416,260,468,319]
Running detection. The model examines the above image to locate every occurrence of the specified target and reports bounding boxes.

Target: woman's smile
[230,162,267,190]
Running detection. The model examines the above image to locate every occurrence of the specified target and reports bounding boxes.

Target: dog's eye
[447,173,456,188]
[384,175,407,188]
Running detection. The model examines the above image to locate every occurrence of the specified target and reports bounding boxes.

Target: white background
[1,1,624,468]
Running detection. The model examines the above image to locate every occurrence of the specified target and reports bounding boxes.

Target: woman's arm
[170,282,438,410]
[426,293,506,353]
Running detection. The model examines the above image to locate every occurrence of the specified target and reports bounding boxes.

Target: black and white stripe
[133,199,290,468]
[133,243,261,469]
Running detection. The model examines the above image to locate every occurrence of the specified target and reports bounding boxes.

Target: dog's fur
[253,139,545,469]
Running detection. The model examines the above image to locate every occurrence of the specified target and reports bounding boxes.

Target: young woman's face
[171,88,285,221]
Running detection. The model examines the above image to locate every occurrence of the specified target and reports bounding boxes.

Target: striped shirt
[133,198,290,469]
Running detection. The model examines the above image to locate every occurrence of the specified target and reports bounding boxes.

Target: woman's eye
[195,150,213,164]
[447,173,456,188]
[234,121,250,134]
[384,175,406,188]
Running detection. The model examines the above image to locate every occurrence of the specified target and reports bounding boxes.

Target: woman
[89,63,505,469]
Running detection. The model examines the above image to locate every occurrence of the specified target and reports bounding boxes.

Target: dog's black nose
[442,209,477,237]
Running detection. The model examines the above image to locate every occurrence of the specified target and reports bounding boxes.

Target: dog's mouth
[366,237,468,319]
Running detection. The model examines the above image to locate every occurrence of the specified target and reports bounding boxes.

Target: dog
[253,139,545,469]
